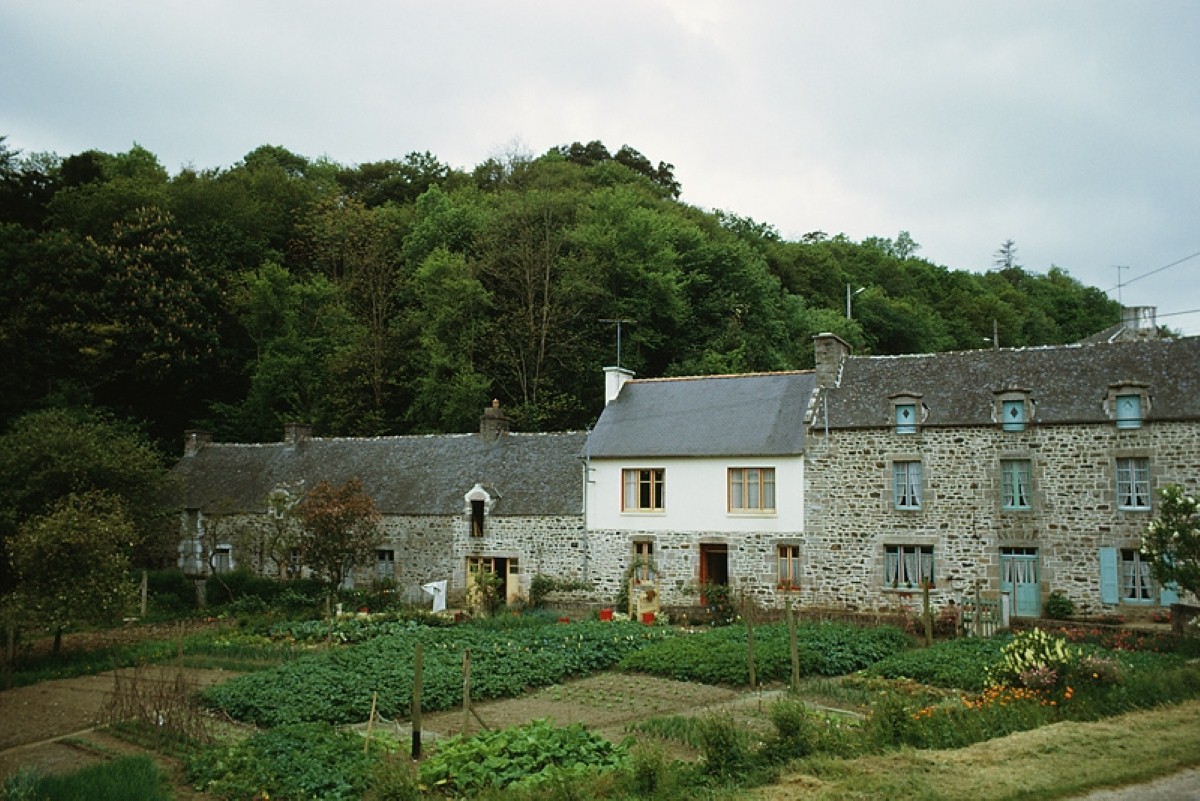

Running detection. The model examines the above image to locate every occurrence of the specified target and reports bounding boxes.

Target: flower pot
[641,611,656,625]
[599,608,614,621]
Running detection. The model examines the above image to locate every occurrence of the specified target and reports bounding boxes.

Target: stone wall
[803,418,1200,614]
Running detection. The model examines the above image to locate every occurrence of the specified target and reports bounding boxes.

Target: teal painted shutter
[1160,583,1179,606]
[1099,547,1119,604]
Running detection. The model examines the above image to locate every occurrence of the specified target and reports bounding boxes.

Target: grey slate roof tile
[587,372,815,458]
[171,432,587,516]
[820,337,1200,429]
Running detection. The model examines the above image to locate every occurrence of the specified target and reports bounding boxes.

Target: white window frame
[884,544,934,589]
[1116,457,1151,510]
[1120,549,1156,602]
[1000,459,1033,510]
[893,460,922,510]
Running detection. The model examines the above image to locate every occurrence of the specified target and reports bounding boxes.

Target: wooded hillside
[0,138,1120,445]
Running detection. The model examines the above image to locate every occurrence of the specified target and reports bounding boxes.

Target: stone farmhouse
[172,407,587,607]
[171,312,1200,618]
[802,325,1200,617]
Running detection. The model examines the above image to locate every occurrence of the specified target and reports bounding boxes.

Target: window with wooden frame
[729,467,776,512]
[893,460,922,510]
[1116,457,1151,510]
[776,544,800,590]
[632,540,655,582]
[885,544,934,589]
[1120,549,1156,602]
[1000,459,1033,510]
[622,468,664,511]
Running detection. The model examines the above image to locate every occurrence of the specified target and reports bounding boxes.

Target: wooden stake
[140,570,148,617]
[4,623,15,691]
[786,599,800,690]
[411,643,423,759]
[365,691,378,754]
[462,649,472,734]
[922,581,933,647]
[744,592,757,691]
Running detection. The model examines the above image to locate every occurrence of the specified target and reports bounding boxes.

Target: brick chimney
[812,333,851,388]
[183,429,211,457]
[283,423,312,446]
[480,399,511,440]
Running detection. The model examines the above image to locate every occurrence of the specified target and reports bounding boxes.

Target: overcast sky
[3,0,1197,334]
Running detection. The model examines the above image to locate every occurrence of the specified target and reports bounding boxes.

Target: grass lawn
[752,699,1200,800]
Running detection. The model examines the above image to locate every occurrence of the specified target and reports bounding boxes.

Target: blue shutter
[1099,547,1119,605]
[1160,582,1180,607]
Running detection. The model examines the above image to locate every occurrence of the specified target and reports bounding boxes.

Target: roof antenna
[1114,265,1128,306]
[599,318,636,368]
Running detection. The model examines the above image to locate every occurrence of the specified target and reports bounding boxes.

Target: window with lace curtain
[884,544,934,588]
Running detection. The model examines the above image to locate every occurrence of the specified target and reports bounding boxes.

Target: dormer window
[1002,400,1026,432]
[1116,394,1143,429]
[994,390,1033,433]
[1106,383,1150,430]
[890,394,923,434]
[464,483,495,537]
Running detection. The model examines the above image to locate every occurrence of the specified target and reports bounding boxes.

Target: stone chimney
[183,429,211,457]
[480,399,511,440]
[812,333,851,388]
[283,423,312,446]
[1122,306,1158,339]
[604,366,635,405]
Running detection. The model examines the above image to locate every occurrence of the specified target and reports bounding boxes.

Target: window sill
[621,510,666,516]
[729,510,778,517]
[1117,507,1152,513]
[883,586,936,593]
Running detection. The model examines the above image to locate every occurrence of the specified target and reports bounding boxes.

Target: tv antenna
[1114,265,1128,305]
[599,318,636,368]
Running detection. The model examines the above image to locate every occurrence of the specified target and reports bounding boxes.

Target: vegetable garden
[6,611,1200,800]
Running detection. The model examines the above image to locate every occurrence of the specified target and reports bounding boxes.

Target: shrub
[987,628,1077,689]
[763,698,823,760]
[1045,590,1076,619]
[695,713,752,778]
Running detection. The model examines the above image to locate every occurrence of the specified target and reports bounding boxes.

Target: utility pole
[846,284,865,319]
[599,318,636,367]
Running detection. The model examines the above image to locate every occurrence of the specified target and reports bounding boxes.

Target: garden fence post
[922,582,933,646]
[412,642,423,759]
[787,599,800,690]
[4,623,14,691]
[743,591,757,691]
[974,580,983,638]
[140,570,148,617]
[365,691,377,754]
[462,648,472,734]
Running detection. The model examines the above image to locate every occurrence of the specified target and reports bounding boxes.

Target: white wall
[585,456,805,532]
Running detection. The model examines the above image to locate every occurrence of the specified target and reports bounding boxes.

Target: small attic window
[464,483,494,538]
[1116,394,1143,429]
[1002,400,1026,432]
[994,390,1033,433]
[890,394,923,434]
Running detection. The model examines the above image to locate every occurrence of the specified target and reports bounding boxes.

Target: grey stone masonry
[802,418,1200,614]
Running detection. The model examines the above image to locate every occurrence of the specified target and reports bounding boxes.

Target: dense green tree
[6,491,137,654]
[0,408,173,594]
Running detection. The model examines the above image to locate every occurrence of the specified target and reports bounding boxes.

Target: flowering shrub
[987,628,1077,689]
[1071,653,1123,685]
[1018,665,1059,690]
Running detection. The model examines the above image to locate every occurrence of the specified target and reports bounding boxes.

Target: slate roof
[171,432,587,516]
[587,372,815,458]
[819,337,1200,429]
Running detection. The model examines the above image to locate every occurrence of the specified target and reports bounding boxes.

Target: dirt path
[0,667,237,793]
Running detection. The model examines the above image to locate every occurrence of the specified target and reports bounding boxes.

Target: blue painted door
[1001,547,1041,617]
